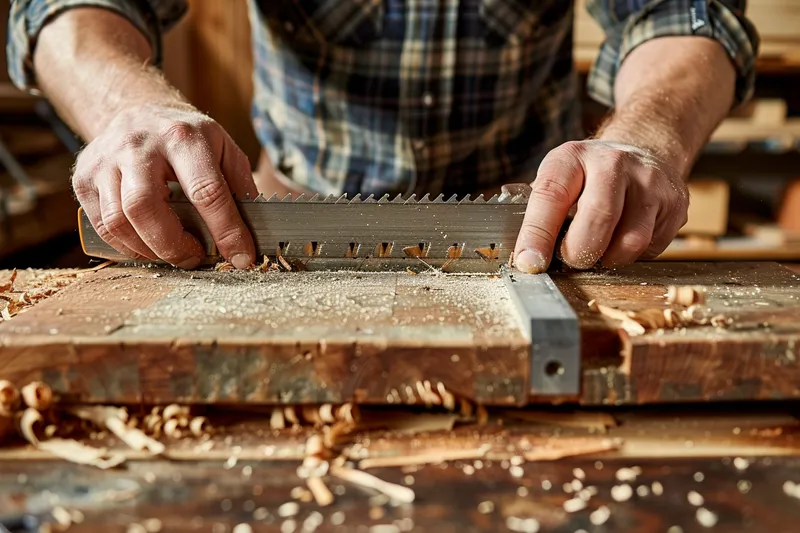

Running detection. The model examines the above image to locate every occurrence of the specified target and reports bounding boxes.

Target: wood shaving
[523,438,622,461]
[21,381,52,410]
[587,298,726,336]
[20,408,125,469]
[358,444,491,469]
[666,285,705,306]
[70,406,165,455]
[330,465,415,503]
[0,380,20,416]
[306,476,334,507]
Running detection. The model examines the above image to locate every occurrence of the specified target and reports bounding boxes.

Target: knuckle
[122,188,157,221]
[188,177,229,210]
[118,131,149,150]
[102,208,129,236]
[163,121,200,144]
[580,201,617,224]
[533,177,572,206]
[620,230,651,255]
[519,222,558,245]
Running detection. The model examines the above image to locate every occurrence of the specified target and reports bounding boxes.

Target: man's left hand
[513,139,689,273]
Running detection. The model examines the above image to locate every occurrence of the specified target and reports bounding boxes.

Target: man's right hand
[72,103,258,269]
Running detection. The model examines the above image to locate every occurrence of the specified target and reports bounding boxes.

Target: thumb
[513,145,584,273]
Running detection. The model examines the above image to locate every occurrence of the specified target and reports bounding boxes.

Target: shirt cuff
[586,0,760,108]
[7,0,186,94]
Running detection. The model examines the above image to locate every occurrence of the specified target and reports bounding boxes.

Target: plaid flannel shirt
[8,0,759,197]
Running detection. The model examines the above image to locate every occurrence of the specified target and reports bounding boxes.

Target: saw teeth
[404,194,417,204]
[253,193,265,202]
[363,194,377,203]
[308,193,320,202]
[266,193,279,202]
[378,194,390,203]
[418,194,431,204]
[458,194,472,204]
[433,194,445,203]
[472,194,486,204]
[349,193,362,204]
[295,193,306,202]
[446,194,459,204]
[281,193,293,202]
[391,194,404,203]
[323,194,336,203]
[335,194,349,204]
[486,194,500,204]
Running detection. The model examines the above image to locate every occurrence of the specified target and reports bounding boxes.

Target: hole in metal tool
[403,242,429,258]
[474,243,499,261]
[375,242,394,258]
[304,241,321,257]
[346,242,360,258]
[545,361,565,377]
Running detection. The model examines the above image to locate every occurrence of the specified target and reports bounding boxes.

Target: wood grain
[2,262,799,406]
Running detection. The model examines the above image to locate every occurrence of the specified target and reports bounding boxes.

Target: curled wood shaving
[523,438,622,461]
[358,444,491,469]
[306,476,334,506]
[215,262,234,272]
[587,299,725,336]
[666,285,705,306]
[0,380,20,417]
[330,465,415,503]
[21,381,52,410]
[70,406,165,455]
[20,408,125,469]
[0,269,17,292]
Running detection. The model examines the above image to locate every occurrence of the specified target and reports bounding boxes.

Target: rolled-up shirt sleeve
[7,0,188,93]
[585,0,760,108]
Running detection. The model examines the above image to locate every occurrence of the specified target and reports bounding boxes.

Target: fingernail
[230,253,252,270]
[176,257,202,270]
[515,249,547,274]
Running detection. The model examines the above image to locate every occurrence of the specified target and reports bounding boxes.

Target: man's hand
[73,103,258,269]
[513,140,688,273]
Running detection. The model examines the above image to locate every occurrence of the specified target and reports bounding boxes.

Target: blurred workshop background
[0,0,799,269]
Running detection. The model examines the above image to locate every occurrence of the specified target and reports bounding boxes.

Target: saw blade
[78,189,531,272]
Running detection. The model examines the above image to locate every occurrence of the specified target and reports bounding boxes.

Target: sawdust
[123,268,521,340]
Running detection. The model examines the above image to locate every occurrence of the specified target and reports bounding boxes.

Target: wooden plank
[2,263,800,406]
[553,262,800,405]
[0,268,530,406]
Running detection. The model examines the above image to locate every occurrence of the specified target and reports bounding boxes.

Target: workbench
[1,261,799,532]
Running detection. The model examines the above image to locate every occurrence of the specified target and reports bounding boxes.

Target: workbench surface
[1,263,800,531]
[1,262,799,406]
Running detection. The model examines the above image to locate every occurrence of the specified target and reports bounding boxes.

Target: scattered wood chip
[358,444,491,469]
[307,476,334,506]
[0,269,18,292]
[70,406,165,455]
[21,381,53,410]
[666,285,705,306]
[20,408,125,469]
[0,380,20,417]
[330,465,415,503]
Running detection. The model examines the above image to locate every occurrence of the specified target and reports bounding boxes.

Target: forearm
[596,36,736,178]
[33,7,189,141]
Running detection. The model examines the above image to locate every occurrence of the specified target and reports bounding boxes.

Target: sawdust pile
[0,261,113,322]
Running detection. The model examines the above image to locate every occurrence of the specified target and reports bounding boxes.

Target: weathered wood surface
[3,405,800,532]
[1,262,799,406]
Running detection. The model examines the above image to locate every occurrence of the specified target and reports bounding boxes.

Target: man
[8,1,758,272]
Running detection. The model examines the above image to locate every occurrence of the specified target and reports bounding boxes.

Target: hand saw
[79,183,537,272]
[77,182,580,396]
